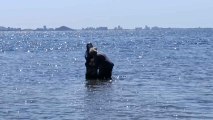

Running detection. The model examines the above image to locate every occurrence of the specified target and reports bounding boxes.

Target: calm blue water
[0,29,213,119]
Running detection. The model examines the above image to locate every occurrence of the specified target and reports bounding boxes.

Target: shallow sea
[0,29,213,119]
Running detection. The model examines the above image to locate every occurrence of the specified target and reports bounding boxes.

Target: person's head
[86,42,93,51]
[89,47,97,56]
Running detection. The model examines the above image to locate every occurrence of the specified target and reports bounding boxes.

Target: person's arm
[85,51,88,60]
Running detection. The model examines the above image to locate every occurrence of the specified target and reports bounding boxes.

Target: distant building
[7,27,21,31]
[35,25,54,31]
[22,29,34,31]
[48,28,54,31]
[135,27,143,31]
[151,26,160,30]
[35,28,44,31]
[114,25,123,30]
[82,27,96,30]
[0,26,21,31]
[96,27,108,30]
[43,26,47,30]
[144,25,150,30]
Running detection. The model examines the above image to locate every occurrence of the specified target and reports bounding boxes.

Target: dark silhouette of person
[85,43,98,80]
[89,47,114,80]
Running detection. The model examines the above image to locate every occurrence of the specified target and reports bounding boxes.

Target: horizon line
[1,25,213,30]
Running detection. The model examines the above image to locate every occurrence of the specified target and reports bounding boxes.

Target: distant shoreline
[0,25,213,31]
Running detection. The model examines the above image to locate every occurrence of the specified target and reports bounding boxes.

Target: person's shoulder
[97,52,106,56]
[96,52,105,59]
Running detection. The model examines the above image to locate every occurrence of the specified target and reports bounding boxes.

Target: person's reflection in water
[85,79,112,90]
[83,80,113,119]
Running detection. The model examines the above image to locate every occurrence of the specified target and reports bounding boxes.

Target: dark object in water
[91,49,114,80]
[85,66,98,80]
[85,42,93,64]
[85,43,98,80]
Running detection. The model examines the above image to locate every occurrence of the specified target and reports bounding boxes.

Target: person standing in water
[85,43,98,79]
[89,47,114,80]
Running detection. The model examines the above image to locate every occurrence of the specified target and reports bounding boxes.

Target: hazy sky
[0,0,213,29]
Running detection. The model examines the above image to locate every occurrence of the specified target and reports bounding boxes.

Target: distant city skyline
[1,0,213,29]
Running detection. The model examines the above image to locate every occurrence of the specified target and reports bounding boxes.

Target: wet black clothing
[85,43,93,67]
[85,51,93,67]
[85,66,97,80]
[85,43,98,80]
[95,53,114,80]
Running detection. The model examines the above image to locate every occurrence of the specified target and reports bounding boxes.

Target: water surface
[0,29,213,119]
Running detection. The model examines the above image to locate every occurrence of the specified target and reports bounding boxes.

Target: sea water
[0,29,213,119]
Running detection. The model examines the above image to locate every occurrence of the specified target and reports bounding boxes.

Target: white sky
[0,0,213,29]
